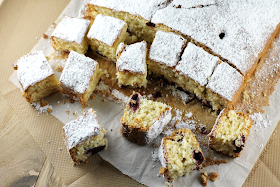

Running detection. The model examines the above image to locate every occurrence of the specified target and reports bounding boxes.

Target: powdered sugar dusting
[176,43,219,86]
[176,120,197,131]
[250,113,272,131]
[147,109,172,143]
[15,51,54,91]
[51,16,90,44]
[149,31,186,67]
[116,41,147,74]
[60,51,98,94]
[89,0,169,21]
[63,108,101,150]
[111,89,130,104]
[165,85,193,102]
[170,0,215,8]
[152,1,280,75]
[87,14,127,46]
[31,101,52,114]
[207,62,244,101]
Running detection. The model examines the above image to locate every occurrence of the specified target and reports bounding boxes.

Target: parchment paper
[9,0,280,186]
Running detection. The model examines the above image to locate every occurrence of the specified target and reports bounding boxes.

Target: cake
[13,51,59,103]
[208,109,252,157]
[116,41,148,88]
[158,128,205,182]
[51,16,90,54]
[59,51,102,107]
[62,108,108,165]
[174,42,220,99]
[206,62,245,111]
[86,0,170,43]
[147,31,186,80]
[120,92,171,146]
[85,0,280,111]
[87,14,128,62]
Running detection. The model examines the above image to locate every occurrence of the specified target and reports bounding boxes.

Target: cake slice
[63,108,108,165]
[206,62,245,110]
[174,42,219,99]
[13,51,59,103]
[158,128,205,182]
[116,41,148,88]
[87,14,128,62]
[86,0,169,43]
[120,92,171,146]
[59,51,102,107]
[51,16,90,54]
[148,31,186,80]
[208,109,252,157]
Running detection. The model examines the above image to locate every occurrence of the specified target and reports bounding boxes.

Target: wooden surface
[0,0,280,186]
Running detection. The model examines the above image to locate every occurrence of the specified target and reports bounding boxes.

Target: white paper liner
[8,0,280,186]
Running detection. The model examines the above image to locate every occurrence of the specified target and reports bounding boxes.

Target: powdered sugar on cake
[149,31,186,67]
[15,51,54,91]
[170,0,215,9]
[51,16,90,44]
[87,14,126,46]
[60,51,98,94]
[63,108,101,150]
[176,43,219,86]
[207,62,243,101]
[89,0,169,21]
[146,109,172,144]
[152,1,280,75]
[116,41,147,74]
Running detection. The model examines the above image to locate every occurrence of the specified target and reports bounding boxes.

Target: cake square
[206,62,244,110]
[208,109,252,157]
[116,41,148,88]
[13,51,59,103]
[51,16,90,54]
[87,14,128,62]
[120,92,172,146]
[62,108,108,165]
[158,128,205,182]
[148,31,186,79]
[174,42,219,99]
[59,51,102,107]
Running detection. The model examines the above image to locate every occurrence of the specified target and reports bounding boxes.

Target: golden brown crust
[120,122,149,146]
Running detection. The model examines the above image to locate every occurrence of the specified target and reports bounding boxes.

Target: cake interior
[70,128,108,164]
[24,74,59,103]
[51,36,89,54]
[121,94,169,130]
[209,110,252,157]
[162,129,204,182]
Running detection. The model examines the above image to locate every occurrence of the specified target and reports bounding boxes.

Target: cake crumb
[165,182,173,187]
[43,33,48,39]
[66,110,70,115]
[61,99,66,104]
[101,99,105,102]
[159,167,166,175]
[73,112,76,116]
[47,108,52,113]
[92,95,96,99]
[201,171,209,186]
[59,148,63,151]
[209,172,219,181]
[68,98,75,103]
[263,92,267,96]
[56,66,63,72]
[202,157,227,167]
[153,143,158,147]
[111,129,113,131]
[40,99,49,107]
